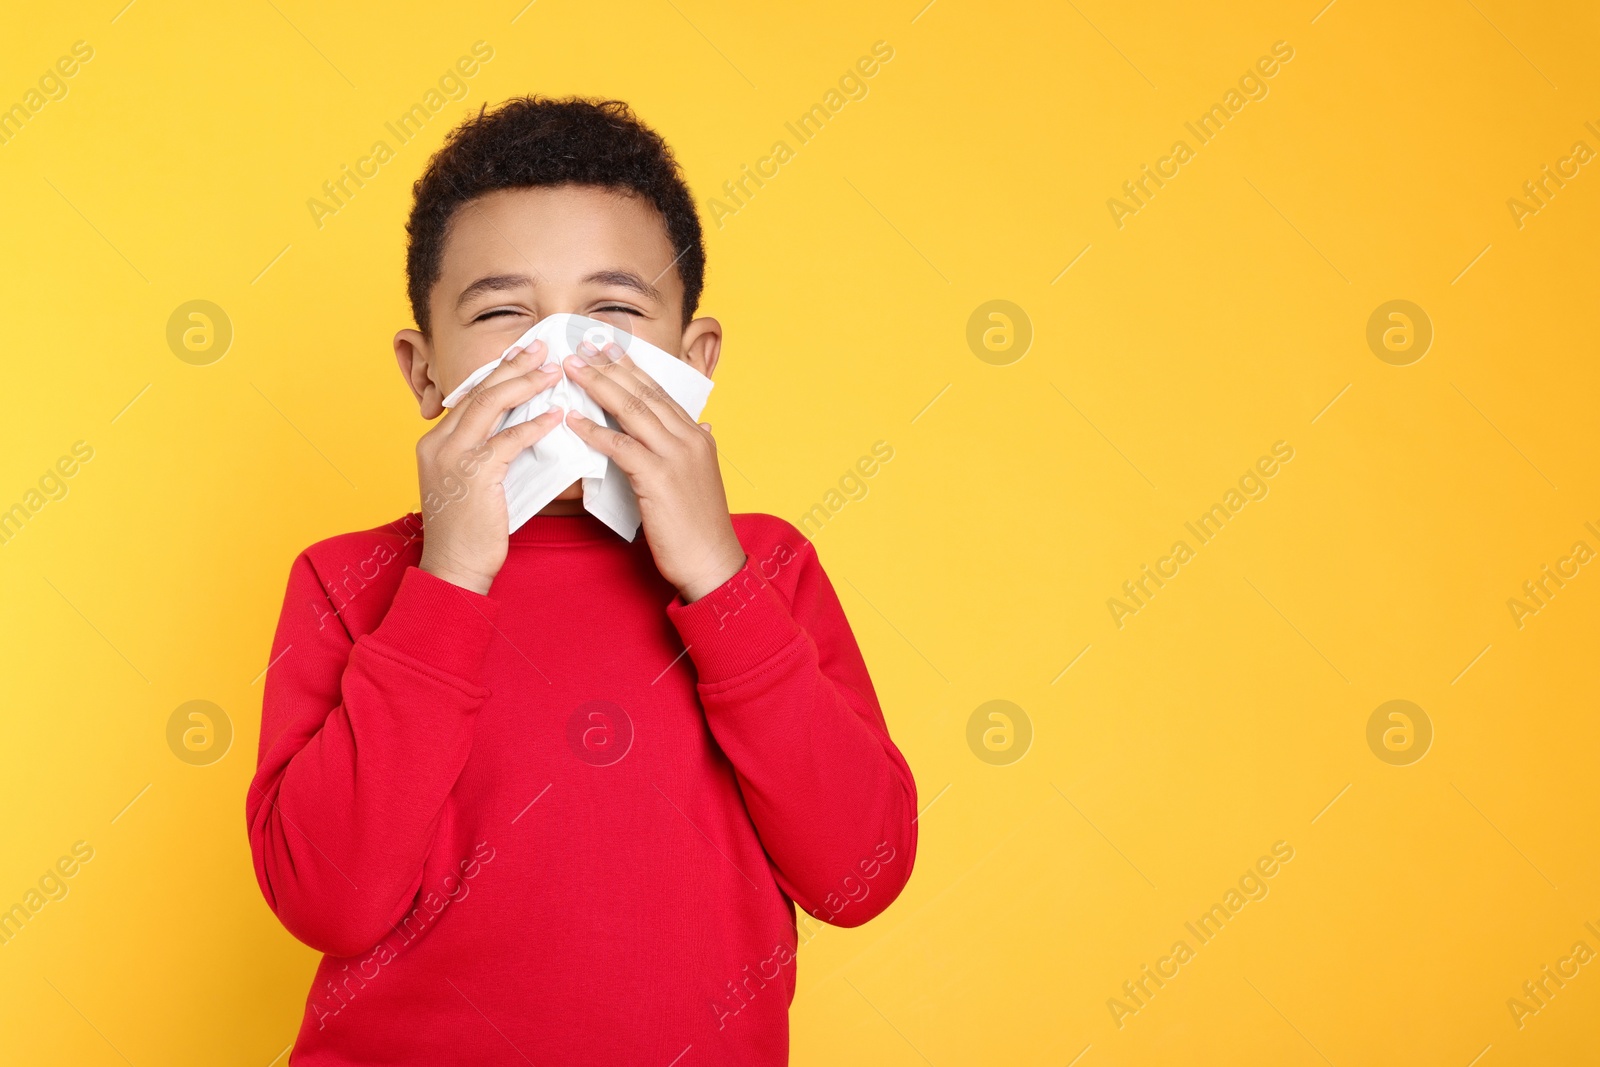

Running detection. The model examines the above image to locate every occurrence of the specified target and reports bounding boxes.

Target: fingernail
[578,341,614,366]
[506,345,526,363]
[564,354,584,371]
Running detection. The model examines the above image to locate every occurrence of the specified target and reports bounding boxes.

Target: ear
[680,316,722,379]
[394,328,445,419]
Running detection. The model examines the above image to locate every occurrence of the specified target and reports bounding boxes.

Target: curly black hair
[405,96,705,335]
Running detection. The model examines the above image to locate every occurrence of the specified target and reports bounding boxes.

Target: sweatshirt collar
[395,510,618,547]
[507,511,617,545]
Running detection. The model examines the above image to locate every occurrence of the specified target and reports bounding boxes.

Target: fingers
[565,408,648,475]
[483,407,564,464]
[450,359,562,443]
[602,344,698,428]
[563,342,690,447]
[437,340,553,434]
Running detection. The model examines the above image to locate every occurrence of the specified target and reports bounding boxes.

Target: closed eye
[472,307,526,322]
[595,305,642,316]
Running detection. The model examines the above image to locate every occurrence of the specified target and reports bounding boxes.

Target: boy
[247,97,917,1065]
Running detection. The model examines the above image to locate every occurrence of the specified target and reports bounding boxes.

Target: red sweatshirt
[247,510,917,1065]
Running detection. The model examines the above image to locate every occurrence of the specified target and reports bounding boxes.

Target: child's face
[393,183,720,503]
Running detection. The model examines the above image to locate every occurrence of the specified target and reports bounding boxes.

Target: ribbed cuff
[667,557,805,685]
[366,566,501,685]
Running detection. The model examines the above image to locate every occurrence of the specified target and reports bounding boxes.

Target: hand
[562,342,746,603]
[416,341,564,595]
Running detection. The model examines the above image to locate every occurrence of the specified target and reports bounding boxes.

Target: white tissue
[439,313,714,541]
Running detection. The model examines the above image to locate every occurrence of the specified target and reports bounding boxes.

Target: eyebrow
[454,268,664,310]
[583,269,662,304]
[455,273,533,309]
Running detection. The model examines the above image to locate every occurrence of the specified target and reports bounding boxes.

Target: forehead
[437,184,681,294]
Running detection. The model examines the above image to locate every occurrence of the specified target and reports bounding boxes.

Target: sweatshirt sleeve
[246,556,498,958]
[665,538,918,927]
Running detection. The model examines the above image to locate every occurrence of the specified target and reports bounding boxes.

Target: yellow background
[3,0,1598,1063]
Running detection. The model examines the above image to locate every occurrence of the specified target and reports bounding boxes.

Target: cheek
[629,322,682,357]
[439,338,525,398]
